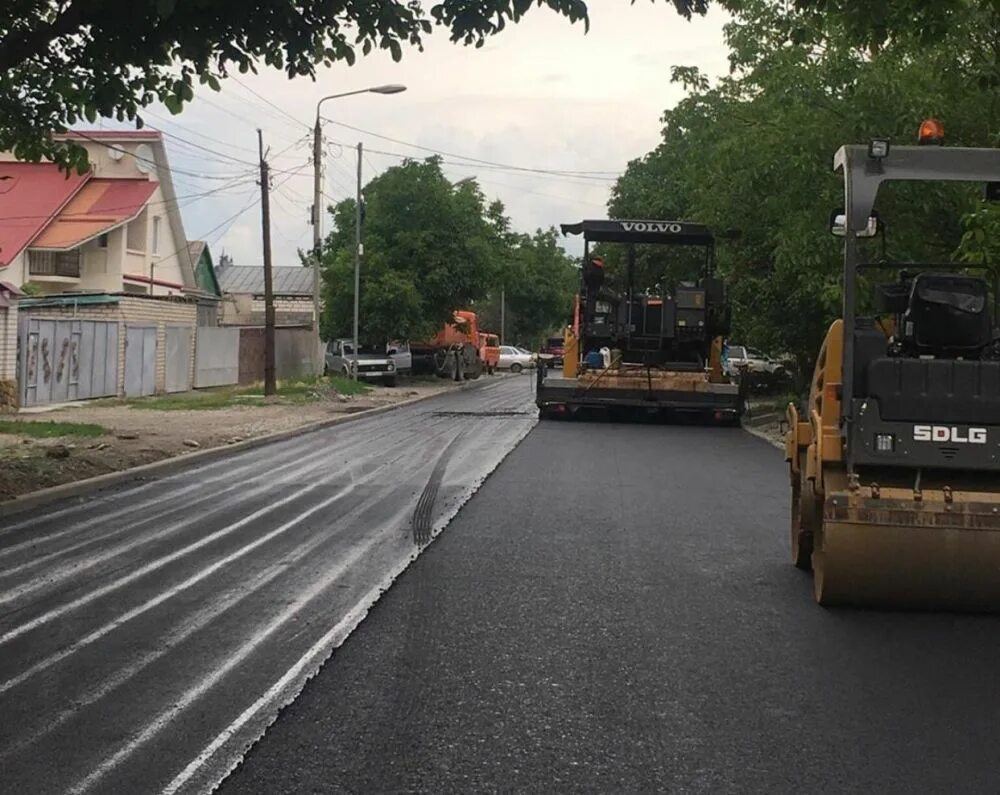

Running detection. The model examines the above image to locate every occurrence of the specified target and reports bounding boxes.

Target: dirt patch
[0,377,481,503]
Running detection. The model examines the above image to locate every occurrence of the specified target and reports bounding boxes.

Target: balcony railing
[28,249,81,278]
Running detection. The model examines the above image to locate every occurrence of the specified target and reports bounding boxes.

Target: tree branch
[0,0,90,73]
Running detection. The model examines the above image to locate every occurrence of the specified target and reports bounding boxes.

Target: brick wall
[18,295,197,397]
[119,296,196,392]
[251,296,314,315]
[0,304,16,380]
[0,304,16,410]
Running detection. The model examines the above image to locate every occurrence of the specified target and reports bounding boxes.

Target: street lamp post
[311,83,406,374]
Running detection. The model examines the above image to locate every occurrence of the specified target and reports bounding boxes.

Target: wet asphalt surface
[219,416,1000,795]
[0,377,535,795]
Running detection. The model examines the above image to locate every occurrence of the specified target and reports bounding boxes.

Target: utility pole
[258,129,276,396]
[500,286,506,345]
[311,117,323,373]
[311,86,406,379]
[352,142,362,380]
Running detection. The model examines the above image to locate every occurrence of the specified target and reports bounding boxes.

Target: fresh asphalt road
[219,414,1000,794]
[0,377,535,795]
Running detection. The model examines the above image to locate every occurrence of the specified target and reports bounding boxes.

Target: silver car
[498,345,535,374]
[325,339,398,386]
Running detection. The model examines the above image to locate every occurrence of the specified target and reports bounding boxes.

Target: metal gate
[19,318,119,407]
[165,325,192,393]
[125,325,157,397]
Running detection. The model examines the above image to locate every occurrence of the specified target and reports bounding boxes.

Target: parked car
[325,339,397,386]
[498,345,535,373]
[387,340,412,375]
[724,345,786,377]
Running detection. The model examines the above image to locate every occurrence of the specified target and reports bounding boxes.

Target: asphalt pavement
[0,376,536,795]
[218,416,1000,795]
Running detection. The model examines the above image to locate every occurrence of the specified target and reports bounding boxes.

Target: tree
[476,228,579,346]
[610,0,1000,376]
[0,0,711,172]
[319,157,505,345]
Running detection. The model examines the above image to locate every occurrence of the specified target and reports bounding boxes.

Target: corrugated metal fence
[19,318,118,407]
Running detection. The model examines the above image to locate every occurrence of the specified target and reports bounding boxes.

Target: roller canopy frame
[834,145,1000,431]
[835,146,1000,232]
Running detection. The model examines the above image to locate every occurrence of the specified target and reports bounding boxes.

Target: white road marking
[0,480,351,694]
[68,522,398,795]
[162,577,387,795]
[0,563,290,763]
[0,479,329,648]
[0,441,367,604]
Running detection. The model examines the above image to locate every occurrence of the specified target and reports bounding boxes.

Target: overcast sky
[123,1,732,266]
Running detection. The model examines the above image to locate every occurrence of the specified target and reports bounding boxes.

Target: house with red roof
[0,131,197,296]
[0,131,219,408]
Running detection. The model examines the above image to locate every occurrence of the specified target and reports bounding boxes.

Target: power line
[320,118,622,180]
[197,168,302,258]
[182,93,303,146]
[363,154,382,177]
[356,145,618,190]
[230,75,311,131]
[141,110,262,158]
[68,131,255,182]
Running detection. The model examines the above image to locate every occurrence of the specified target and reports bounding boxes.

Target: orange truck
[410,310,485,380]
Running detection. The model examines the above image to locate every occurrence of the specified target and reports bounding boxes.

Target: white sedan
[498,345,535,373]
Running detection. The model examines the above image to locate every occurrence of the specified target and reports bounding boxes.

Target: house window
[97,233,108,249]
[28,249,81,278]
[152,216,161,254]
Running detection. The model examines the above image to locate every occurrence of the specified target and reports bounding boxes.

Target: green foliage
[476,228,579,346]
[320,160,577,347]
[320,158,506,345]
[0,0,709,172]
[612,0,1000,371]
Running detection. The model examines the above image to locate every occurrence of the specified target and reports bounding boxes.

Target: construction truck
[786,119,1000,610]
[479,332,501,375]
[535,219,741,422]
[410,310,484,381]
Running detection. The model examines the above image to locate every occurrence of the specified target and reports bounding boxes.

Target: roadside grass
[0,420,106,438]
[94,375,372,411]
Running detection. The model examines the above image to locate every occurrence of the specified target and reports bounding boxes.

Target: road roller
[786,121,1000,610]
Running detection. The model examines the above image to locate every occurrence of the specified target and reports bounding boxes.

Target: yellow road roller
[787,121,1000,610]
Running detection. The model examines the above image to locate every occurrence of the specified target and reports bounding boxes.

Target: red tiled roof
[0,163,89,267]
[33,178,158,250]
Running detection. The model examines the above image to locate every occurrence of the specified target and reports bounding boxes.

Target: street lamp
[311,84,407,374]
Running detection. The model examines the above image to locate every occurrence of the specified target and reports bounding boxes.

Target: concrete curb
[742,421,784,451]
[0,377,503,520]
[745,411,779,428]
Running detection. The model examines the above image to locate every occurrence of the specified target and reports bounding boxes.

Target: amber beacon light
[918,118,945,145]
